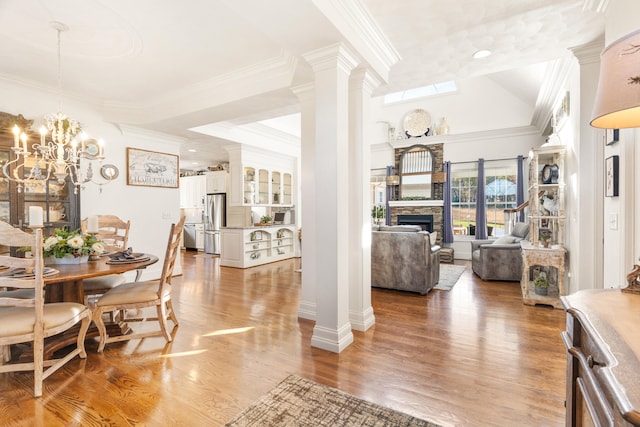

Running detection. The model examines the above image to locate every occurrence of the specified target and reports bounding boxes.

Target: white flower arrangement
[43,228,103,258]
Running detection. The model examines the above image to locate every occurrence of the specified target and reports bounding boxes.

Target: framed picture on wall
[126,148,179,188]
[605,155,619,197]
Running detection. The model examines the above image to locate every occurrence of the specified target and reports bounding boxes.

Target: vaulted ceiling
[0,0,606,167]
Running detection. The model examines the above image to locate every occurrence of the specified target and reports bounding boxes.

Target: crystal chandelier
[3,22,114,194]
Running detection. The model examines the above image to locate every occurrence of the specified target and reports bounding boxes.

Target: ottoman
[439,247,455,263]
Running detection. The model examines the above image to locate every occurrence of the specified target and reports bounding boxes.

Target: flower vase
[437,117,450,135]
[45,255,89,265]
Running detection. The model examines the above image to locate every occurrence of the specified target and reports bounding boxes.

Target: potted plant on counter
[255,215,273,226]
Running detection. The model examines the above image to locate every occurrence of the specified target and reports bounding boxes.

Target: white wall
[601,1,640,289]
[0,78,182,279]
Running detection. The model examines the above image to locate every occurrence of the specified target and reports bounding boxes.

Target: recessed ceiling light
[473,49,491,59]
[188,149,196,152]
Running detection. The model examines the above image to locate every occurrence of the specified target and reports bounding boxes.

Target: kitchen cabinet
[195,223,204,250]
[562,290,640,426]
[220,225,296,268]
[206,170,227,193]
[180,175,206,208]
[227,145,296,207]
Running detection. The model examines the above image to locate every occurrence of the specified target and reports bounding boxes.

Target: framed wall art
[605,155,619,197]
[126,147,179,188]
[606,128,619,145]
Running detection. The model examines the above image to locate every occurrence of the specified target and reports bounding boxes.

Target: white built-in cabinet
[220,226,296,268]
[179,175,206,208]
[206,170,227,193]
[227,145,296,207]
[241,167,292,206]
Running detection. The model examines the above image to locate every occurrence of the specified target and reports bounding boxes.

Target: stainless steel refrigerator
[204,193,226,254]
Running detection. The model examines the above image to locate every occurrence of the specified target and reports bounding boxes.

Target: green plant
[42,228,103,258]
[371,205,385,219]
[533,274,549,289]
[260,215,272,224]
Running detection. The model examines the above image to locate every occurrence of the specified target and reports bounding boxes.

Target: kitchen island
[220,225,297,268]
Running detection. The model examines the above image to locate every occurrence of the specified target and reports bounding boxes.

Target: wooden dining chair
[80,215,131,298]
[0,221,91,397]
[92,216,185,352]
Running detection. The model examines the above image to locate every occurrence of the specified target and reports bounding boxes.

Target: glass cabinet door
[272,171,281,204]
[282,173,292,205]
[258,169,269,204]
[243,167,256,204]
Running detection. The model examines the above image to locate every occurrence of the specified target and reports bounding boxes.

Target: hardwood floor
[0,252,567,426]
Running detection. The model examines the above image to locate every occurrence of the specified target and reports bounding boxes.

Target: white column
[348,68,379,331]
[292,83,317,320]
[570,41,604,292]
[303,43,359,353]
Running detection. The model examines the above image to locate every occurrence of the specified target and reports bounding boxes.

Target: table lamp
[591,29,640,294]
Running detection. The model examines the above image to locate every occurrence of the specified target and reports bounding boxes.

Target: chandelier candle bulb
[29,206,43,228]
[12,125,19,148]
[87,215,99,233]
[40,126,46,145]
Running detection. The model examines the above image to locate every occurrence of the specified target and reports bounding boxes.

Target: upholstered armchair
[471,222,529,282]
[371,225,440,295]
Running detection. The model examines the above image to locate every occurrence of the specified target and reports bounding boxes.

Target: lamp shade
[591,29,640,129]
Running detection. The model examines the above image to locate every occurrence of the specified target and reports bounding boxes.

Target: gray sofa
[371,225,440,295]
[471,222,528,281]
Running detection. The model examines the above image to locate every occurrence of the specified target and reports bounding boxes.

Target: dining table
[44,253,159,304]
[33,253,159,359]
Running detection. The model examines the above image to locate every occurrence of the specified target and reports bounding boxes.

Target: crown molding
[311,0,400,83]
[530,56,577,131]
[388,125,541,149]
[102,51,298,124]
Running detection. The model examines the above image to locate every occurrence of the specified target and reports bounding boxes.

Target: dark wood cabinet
[0,112,80,235]
[562,290,640,426]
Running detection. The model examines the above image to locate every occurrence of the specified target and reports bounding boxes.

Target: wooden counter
[562,289,640,426]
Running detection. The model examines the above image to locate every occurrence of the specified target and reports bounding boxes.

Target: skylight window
[384,81,457,104]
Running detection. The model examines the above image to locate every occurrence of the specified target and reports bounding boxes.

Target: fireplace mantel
[388,200,444,207]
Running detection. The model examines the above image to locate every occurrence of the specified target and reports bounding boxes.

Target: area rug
[224,375,440,427]
[433,264,466,291]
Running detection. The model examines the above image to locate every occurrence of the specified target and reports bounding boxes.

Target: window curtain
[443,161,454,244]
[385,165,394,226]
[475,158,487,240]
[516,155,525,222]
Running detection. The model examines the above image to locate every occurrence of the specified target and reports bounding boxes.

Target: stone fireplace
[397,214,434,232]
[388,200,444,244]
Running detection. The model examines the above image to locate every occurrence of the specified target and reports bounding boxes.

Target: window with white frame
[450,160,518,237]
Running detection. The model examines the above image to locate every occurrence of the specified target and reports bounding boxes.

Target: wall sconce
[591,29,640,129]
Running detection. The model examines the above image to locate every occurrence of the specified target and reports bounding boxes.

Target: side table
[520,240,567,309]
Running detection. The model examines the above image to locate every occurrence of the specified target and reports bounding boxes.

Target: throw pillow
[512,222,529,239]
[493,236,516,244]
[429,231,438,246]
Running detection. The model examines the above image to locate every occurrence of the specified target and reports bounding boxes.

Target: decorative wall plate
[100,164,119,180]
[84,139,100,157]
[403,109,431,137]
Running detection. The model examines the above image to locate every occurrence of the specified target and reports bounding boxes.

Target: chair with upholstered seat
[92,217,185,352]
[0,221,91,397]
[80,215,131,298]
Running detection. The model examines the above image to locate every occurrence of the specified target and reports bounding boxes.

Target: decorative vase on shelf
[437,117,450,135]
[45,255,89,265]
